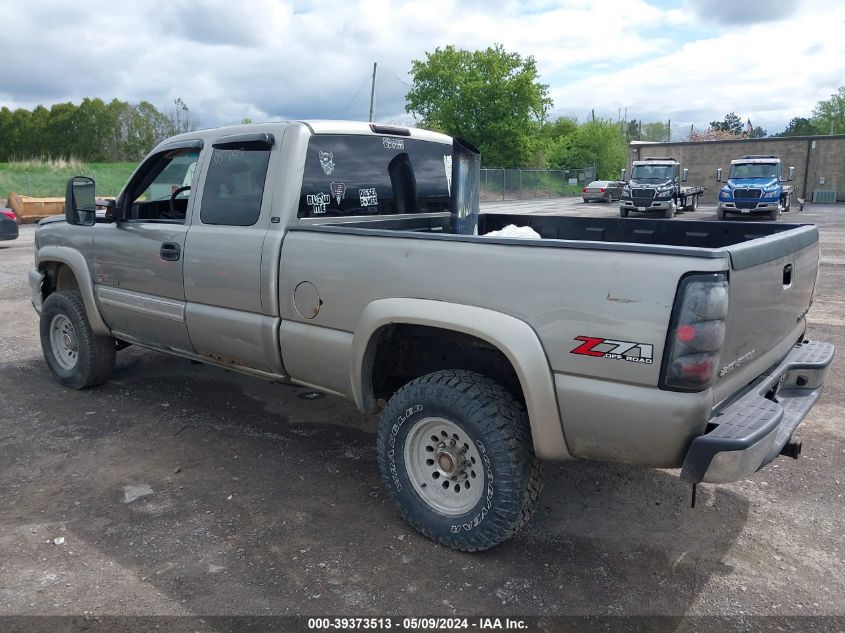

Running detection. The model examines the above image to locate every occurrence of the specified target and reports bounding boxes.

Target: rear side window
[201,145,271,226]
[298,135,452,218]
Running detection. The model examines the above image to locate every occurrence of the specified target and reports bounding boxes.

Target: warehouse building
[628,135,845,204]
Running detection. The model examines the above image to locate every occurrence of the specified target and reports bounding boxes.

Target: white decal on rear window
[306,193,330,214]
[330,181,346,205]
[443,155,452,195]
[383,137,404,150]
[319,150,335,175]
[359,188,378,207]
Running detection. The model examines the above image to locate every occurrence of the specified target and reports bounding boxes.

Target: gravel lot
[0,201,842,621]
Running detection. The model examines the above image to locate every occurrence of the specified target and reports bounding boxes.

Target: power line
[336,71,374,119]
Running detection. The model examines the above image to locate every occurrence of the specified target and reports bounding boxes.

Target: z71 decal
[571,336,654,364]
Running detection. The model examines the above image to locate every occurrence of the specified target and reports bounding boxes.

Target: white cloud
[546,0,845,135]
[0,0,841,137]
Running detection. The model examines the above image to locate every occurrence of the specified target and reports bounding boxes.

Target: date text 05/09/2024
[307,617,528,630]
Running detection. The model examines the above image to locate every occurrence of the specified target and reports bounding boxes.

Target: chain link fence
[480,166,597,202]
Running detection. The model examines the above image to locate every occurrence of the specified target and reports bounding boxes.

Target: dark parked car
[1,208,19,241]
[582,180,624,203]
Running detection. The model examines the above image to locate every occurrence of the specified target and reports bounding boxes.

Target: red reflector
[676,324,696,343]
[678,357,716,379]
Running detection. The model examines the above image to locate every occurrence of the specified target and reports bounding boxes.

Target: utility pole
[368,62,377,123]
[667,118,671,142]
[591,109,595,123]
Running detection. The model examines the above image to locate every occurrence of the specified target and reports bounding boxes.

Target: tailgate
[711,226,819,405]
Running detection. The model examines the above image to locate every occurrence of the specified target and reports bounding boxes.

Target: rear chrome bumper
[680,340,834,483]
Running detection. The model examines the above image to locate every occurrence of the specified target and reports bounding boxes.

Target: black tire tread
[40,290,115,389]
[377,369,542,552]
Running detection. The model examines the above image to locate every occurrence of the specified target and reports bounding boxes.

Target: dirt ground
[0,201,842,622]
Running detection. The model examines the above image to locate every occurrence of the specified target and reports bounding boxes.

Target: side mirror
[787,166,795,182]
[682,168,689,182]
[716,168,722,182]
[620,168,627,181]
[65,176,96,226]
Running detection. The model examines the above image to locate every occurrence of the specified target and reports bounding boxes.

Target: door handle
[160,242,181,261]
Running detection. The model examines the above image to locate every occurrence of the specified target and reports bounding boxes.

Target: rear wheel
[377,370,542,552]
[40,290,115,389]
[605,192,613,204]
[689,195,698,212]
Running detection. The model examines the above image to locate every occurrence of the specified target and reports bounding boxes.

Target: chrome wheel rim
[403,417,484,515]
[50,314,78,371]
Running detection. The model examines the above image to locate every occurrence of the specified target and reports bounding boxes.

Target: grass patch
[0,161,136,198]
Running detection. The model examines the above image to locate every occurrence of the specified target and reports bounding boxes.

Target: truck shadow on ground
[1,351,749,616]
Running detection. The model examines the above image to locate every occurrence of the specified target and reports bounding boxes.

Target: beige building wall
[627,135,845,203]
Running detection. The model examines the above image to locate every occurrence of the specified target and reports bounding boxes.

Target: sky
[1,0,844,140]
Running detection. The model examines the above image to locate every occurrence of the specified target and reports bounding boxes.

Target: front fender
[37,245,110,336]
[350,298,571,461]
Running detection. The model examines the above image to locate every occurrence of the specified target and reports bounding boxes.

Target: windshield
[729,163,778,179]
[631,164,675,181]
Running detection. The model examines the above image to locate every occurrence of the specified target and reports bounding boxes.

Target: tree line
[0,97,199,162]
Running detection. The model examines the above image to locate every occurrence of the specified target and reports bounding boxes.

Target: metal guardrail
[480,166,597,202]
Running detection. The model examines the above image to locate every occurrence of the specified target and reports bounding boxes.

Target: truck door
[93,141,203,352]
[182,132,283,374]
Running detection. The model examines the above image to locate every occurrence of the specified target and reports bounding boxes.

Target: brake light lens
[582,187,588,193]
[1,209,16,222]
[661,273,729,391]
[599,187,606,193]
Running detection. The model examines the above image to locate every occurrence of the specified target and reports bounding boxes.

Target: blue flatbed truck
[716,155,796,221]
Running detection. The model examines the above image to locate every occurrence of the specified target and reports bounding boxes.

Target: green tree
[747,125,768,138]
[775,116,823,137]
[641,121,669,142]
[406,44,552,167]
[709,112,744,135]
[550,120,625,178]
[812,86,845,135]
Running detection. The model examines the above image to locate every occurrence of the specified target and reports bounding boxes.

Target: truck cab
[716,155,795,221]
[619,157,702,219]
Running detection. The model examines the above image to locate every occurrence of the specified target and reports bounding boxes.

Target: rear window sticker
[359,187,378,207]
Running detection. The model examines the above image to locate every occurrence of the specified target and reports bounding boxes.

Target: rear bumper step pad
[681,340,834,484]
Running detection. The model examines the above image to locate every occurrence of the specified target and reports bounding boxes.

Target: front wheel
[40,290,115,389]
[717,207,727,220]
[664,203,675,219]
[620,207,629,217]
[377,370,542,552]
[769,208,779,221]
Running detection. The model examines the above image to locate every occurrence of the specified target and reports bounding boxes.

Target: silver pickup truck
[29,121,834,551]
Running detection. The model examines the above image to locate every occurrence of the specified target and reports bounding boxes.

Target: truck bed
[297,212,818,269]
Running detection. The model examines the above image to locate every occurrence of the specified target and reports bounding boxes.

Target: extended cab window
[201,144,271,226]
[128,149,199,223]
[298,135,452,218]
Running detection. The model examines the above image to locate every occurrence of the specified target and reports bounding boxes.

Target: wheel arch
[37,246,110,336]
[351,298,571,461]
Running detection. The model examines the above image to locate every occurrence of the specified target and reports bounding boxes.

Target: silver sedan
[582,180,624,203]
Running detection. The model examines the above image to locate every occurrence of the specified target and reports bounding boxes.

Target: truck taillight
[660,273,728,391]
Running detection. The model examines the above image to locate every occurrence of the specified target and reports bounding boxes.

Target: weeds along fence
[480,166,597,202]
